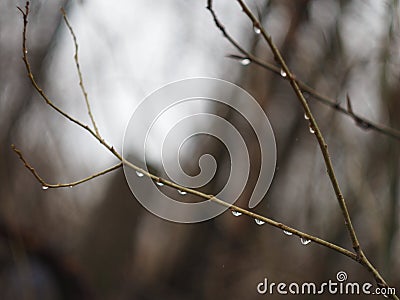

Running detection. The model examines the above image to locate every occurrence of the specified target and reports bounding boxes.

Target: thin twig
[13,1,363,264]
[233,0,397,297]
[11,144,122,188]
[17,2,121,162]
[207,2,400,141]
[61,8,100,138]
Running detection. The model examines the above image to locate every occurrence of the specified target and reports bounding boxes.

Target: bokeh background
[0,0,399,299]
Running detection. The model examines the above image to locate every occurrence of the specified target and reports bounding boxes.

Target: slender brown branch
[233,0,397,297]
[11,144,122,188]
[61,8,100,138]
[17,2,121,162]
[237,0,359,250]
[15,1,357,261]
[121,158,357,259]
[207,2,400,141]
[230,53,400,140]
[16,1,392,293]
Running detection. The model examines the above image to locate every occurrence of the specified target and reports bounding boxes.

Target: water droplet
[304,113,310,120]
[231,210,242,217]
[253,25,261,34]
[300,237,311,245]
[283,230,293,236]
[156,181,164,186]
[136,170,144,177]
[178,190,187,195]
[24,50,28,54]
[280,69,287,77]
[69,185,73,188]
[255,219,265,225]
[241,58,251,66]
[309,126,315,134]
[42,186,49,190]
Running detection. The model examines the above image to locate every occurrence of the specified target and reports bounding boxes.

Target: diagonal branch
[61,8,100,138]
[229,54,400,140]
[232,0,397,297]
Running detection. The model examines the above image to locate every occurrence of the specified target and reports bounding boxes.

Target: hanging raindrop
[241,58,251,66]
[309,126,315,134]
[178,190,187,195]
[156,181,164,186]
[255,219,265,225]
[136,170,144,177]
[304,113,310,120]
[283,230,293,236]
[280,69,287,77]
[42,186,49,190]
[231,210,242,217]
[253,25,261,34]
[300,237,311,245]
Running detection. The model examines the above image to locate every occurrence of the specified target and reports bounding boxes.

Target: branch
[236,0,359,248]
[11,144,122,188]
[13,1,363,265]
[61,8,100,138]
[17,2,121,162]
[232,0,397,297]
[18,0,397,299]
[207,1,400,141]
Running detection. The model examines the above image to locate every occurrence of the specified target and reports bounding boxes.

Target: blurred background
[0,0,399,299]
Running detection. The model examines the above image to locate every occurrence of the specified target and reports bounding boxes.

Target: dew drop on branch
[304,113,310,120]
[136,171,144,177]
[240,58,251,66]
[156,181,164,186]
[280,69,287,77]
[42,186,49,190]
[300,238,311,245]
[231,210,242,217]
[283,230,293,236]
[255,219,265,225]
[178,190,187,195]
[309,126,315,134]
[253,25,261,34]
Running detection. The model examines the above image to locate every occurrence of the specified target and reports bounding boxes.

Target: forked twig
[11,144,122,188]
[17,2,122,162]
[14,2,395,297]
[220,0,396,297]
[208,3,400,141]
